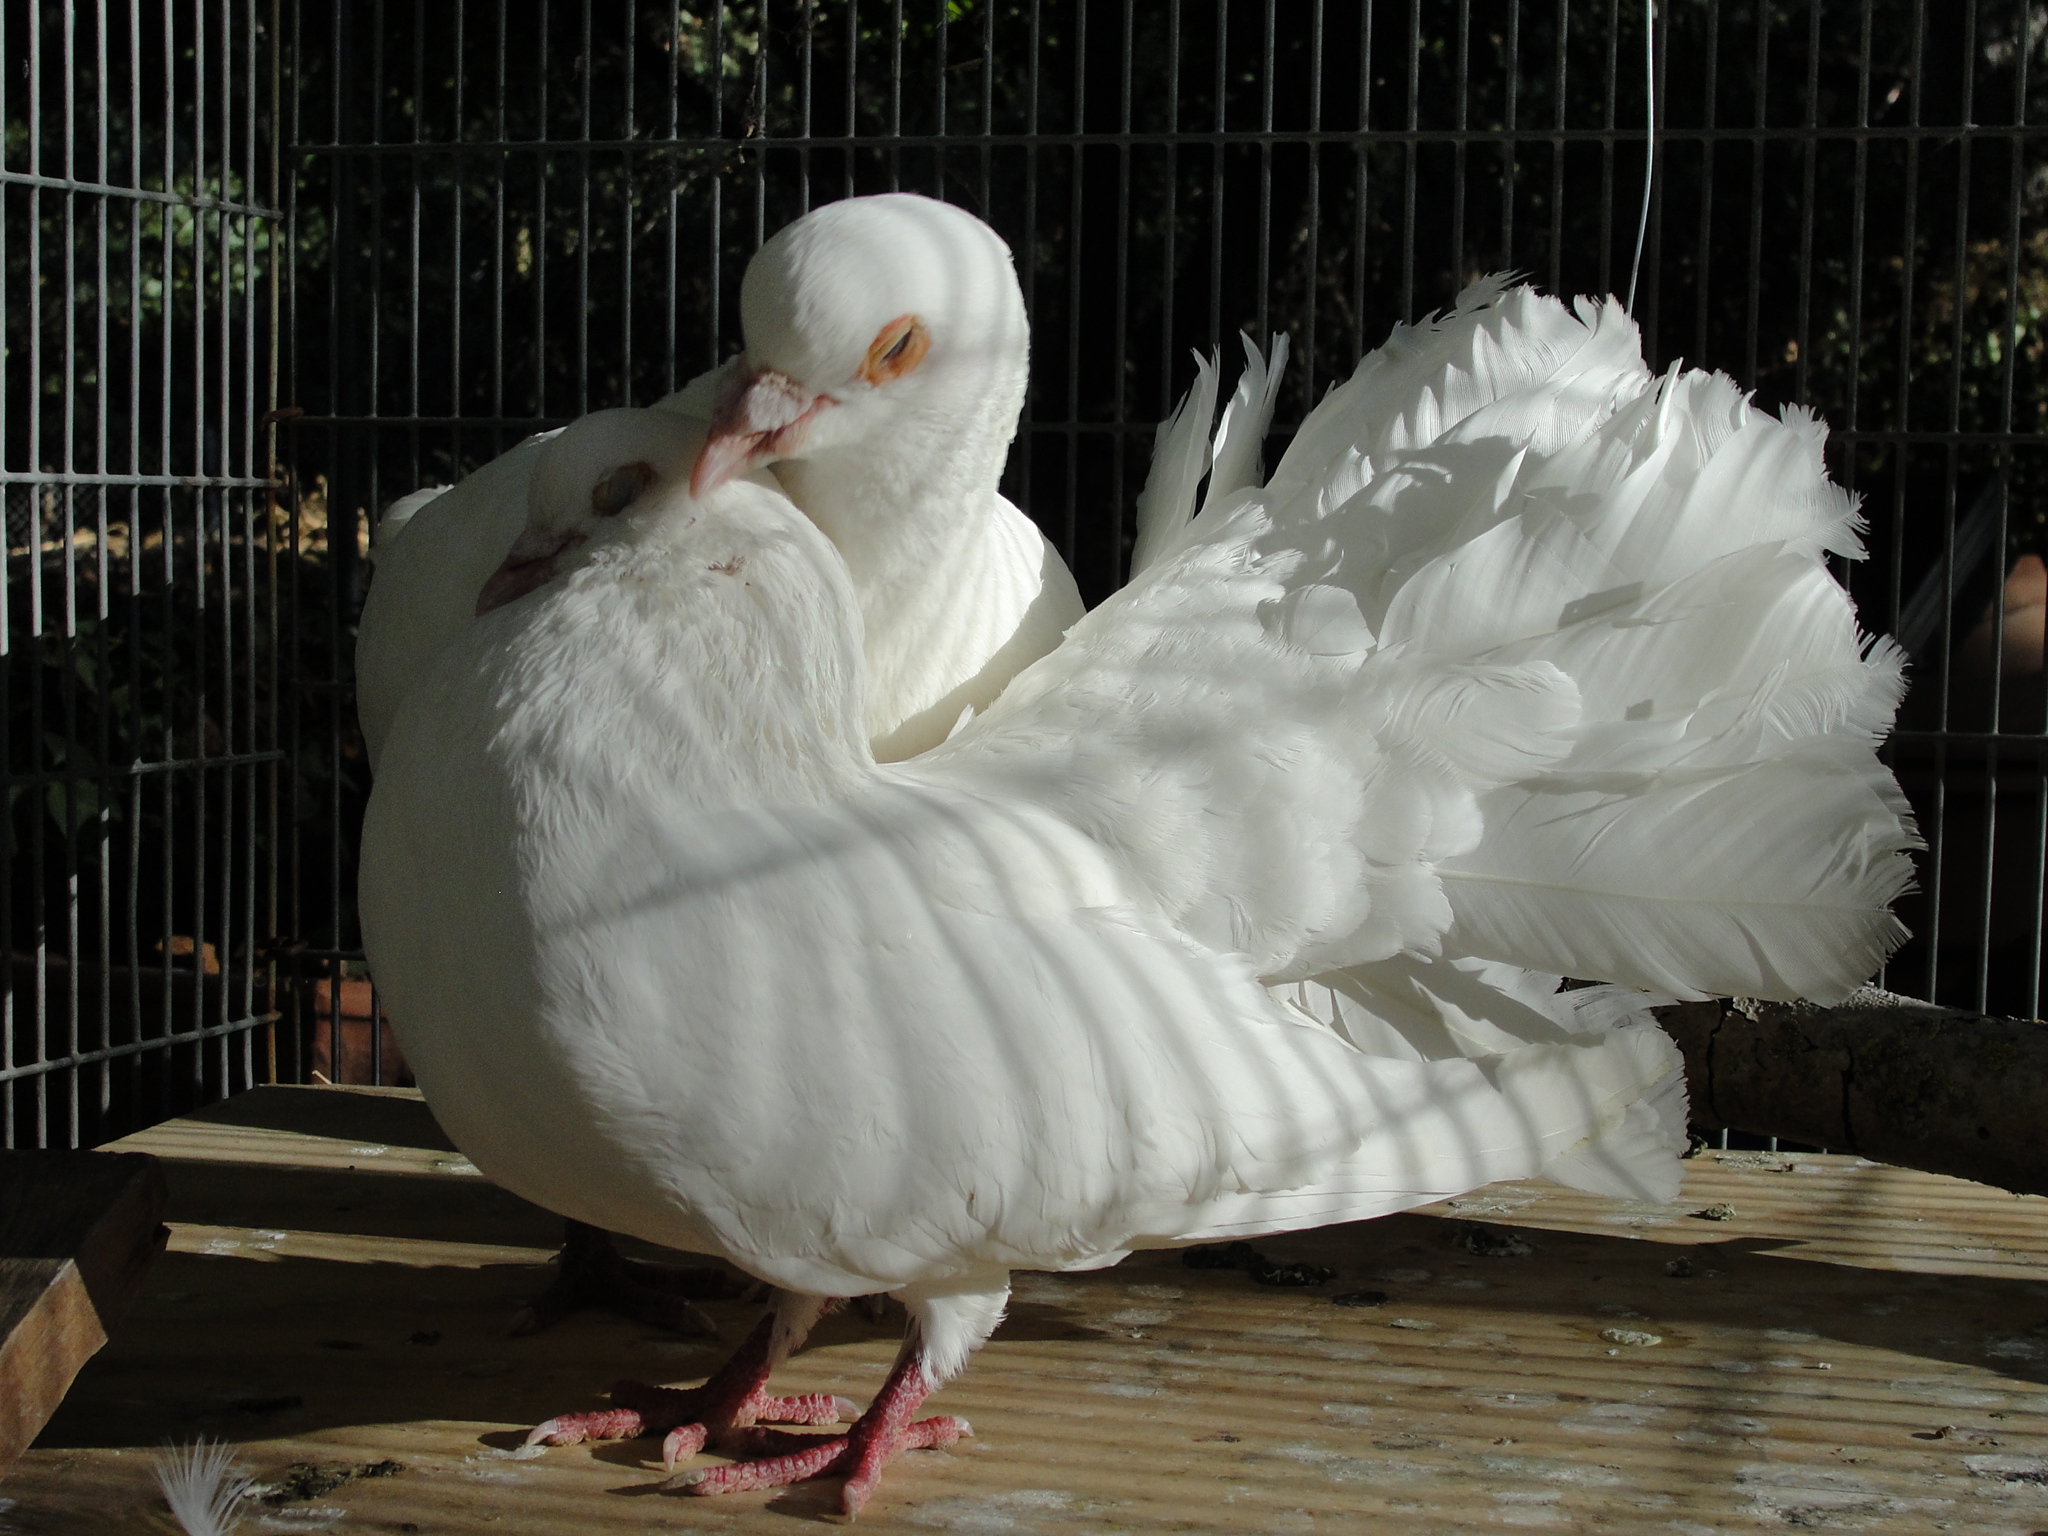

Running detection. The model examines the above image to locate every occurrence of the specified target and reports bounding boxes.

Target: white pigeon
[355,195,1088,1337]
[356,193,1084,774]
[360,273,1915,1515]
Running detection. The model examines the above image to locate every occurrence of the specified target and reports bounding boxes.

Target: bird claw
[660,1423,709,1469]
[666,1414,973,1510]
[523,1404,646,1447]
[529,1377,854,1467]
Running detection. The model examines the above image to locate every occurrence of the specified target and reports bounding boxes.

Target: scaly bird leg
[665,1341,969,1517]
[509,1219,756,1337]
[525,1294,852,1464]
[661,1272,1009,1519]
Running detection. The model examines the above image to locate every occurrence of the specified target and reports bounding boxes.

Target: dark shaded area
[1660,989,2048,1195]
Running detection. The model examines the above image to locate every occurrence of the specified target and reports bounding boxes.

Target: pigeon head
[477,408,706,616]
[691,193,1028,497]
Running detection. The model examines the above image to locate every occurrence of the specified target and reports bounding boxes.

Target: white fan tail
[1275,957,1689,1206]
[1204,330,1290,514]
[1129,332,1289,582]
[937,280,1913,1004]
[1128,349,1219,580]
[1162,1011,1686,1241]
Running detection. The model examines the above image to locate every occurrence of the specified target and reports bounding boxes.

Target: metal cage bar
[0,0,284,1148]
[270,0,2048,1095]
[7,1,2044,1118]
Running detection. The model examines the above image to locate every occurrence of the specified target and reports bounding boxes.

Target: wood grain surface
[4,1086,2047,1533]
[0,1149,167,1478]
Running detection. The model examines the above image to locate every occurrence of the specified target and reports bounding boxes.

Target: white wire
[1626,0,1658,314]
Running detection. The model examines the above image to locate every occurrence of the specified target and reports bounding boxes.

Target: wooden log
[1656,987,2048,1197]
[0,1151,168,1479]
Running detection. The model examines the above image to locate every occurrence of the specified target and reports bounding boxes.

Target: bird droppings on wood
[257,1460,406,1504]
[1329,1289,1390,1309]
[1598,1328,1664,1347]
[1448,1223,1537,1258]
[1180,1241,1336,1288]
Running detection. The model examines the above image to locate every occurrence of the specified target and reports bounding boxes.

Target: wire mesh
[8,1,2043,1120]
[0,0,284,1148]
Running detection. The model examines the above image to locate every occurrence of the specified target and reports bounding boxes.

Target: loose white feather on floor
[361,267,1913,1513]
[153,1439,252,1536]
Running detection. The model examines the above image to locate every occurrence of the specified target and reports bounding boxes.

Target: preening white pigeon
[358,194,1089,1337]
[358,194,1083,773]
[360,247,1915,1513]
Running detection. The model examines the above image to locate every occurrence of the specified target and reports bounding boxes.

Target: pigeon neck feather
[773,351,1076,759]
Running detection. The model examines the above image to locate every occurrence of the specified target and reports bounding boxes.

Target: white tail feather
[1128,350,1219,579]
[155,1440,252,1536]
[1205,331,1290,514]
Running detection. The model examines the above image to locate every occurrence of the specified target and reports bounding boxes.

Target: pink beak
[477,528,586,616]
[689,366,834,497]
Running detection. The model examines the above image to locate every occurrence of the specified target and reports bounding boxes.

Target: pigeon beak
[690,366,834,497]
[477,527,586,616]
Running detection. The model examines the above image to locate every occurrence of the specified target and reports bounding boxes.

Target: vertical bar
[1161,0,1182,416]
[1353,0,1374,358]
[1740,0,1767,387]
[1694,0,1719,363]
[622,0,637,403]
[1303,0,1323,402]
[1793,0,1820,403]
[1502,0,1519,270]
[1549,0,1567,295]
[1401,0,1418,318]
[578,0,593,418]
[1256,0,1274,343]
[1449,0,1468,290]
[1114,0,1132,579]
[1019,0,1040,522]
[1065,0,1087,572]
[1598,0,1618,296]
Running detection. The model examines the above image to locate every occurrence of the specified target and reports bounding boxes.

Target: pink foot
[662,1339,968,1517]
[672,1414,970,1515]
[525,1379,853,1458]
[524,1307,854,1465]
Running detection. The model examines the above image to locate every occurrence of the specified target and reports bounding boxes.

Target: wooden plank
[0,1151,167,1479]
[1,1087,2045,1532]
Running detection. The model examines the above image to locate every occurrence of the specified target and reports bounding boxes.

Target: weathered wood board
[0,1149,166,1479]
[4,1085,2048,1533]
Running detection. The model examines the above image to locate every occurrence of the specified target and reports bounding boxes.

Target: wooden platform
[6,1085,2048,1533]
[0,1148,166,1478]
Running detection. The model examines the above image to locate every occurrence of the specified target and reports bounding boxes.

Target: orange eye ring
[860,315,931,385]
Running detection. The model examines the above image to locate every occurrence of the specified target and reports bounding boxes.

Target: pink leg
[666,1343,972,1518]
[525,1300,854,1464]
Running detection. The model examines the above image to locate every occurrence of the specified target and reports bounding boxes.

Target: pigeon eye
[592,461,657,516]
[860,315,930,385]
